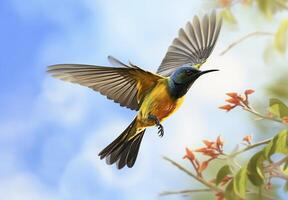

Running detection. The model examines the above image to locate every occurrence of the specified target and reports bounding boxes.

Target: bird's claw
[157,124,164,137]
[148,114,165,138]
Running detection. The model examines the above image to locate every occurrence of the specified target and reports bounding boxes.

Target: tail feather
[98,118,145,169]
[126,133,144,167]
[98,118,136,159]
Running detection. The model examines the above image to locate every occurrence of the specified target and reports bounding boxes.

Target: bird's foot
[148,114,164,137]
[157,123,164,137]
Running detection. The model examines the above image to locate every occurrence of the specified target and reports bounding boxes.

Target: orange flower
[195,147,207,152]
[226,97,240,105]
[218,0,231,7]
[244,89,255,95]
[242,135,252,144]
[195,148,219,158]
[184,137,226,175]
[183,147,195,161]
[220,89,255,112]
[198,160,210,172]
[202,140,215,148]
[216,136,224,150]
[219,104,235,112]
[226,92,238,98]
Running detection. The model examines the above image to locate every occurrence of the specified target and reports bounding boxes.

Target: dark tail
[98,118,145,169]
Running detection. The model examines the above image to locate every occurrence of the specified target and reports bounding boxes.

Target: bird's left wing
[47,63,163,111]
[157,11,222,76]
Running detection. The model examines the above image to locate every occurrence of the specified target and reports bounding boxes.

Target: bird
[47,11,222,169]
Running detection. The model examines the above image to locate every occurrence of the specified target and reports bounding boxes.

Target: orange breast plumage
[138,79,184,127]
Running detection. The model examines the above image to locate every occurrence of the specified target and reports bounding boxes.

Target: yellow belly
[137,79,184,128]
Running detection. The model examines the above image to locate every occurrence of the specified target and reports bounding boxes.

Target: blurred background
[0,0,287,199]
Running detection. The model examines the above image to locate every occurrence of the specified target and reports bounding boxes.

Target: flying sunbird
[47,11,222,169]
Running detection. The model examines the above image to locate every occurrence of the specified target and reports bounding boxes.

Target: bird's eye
[185,69,192,75]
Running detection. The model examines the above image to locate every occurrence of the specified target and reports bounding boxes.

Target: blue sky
[0,0,287,200]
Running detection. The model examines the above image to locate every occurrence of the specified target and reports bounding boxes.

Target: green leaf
[256,0,272,18]
[224,181,234,200]
[274,19,288,53]
[264,129,288,159]
[216,165,232,185]
[247,151,265,186]
[284,161,288,171]
[256,0,286,18]
[233,166,248,198]
[227,130,288,197]
[220,8,237,24]
[246,130,288,187]
[225,181,240,200]
[269,98,288,119]
[225,166,248,200]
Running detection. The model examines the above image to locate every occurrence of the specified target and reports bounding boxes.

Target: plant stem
[159,188,211,196]
[267,156,288,181]
[163,156,224,193]
[274,155,288,167]
[219,31,274,56]
[243,106,283,124]
[272,170,288,181]
[230,137,272,157]
[188,159,202,177]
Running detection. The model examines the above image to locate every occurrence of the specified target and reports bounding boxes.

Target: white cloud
[0,173,59,200]
[33,78,92,126]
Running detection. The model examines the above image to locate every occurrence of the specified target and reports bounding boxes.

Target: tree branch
[220,31,274,56]
[274,155,288,167]
[230,137,272,157]
[159,188,211,196]
[163,156,224,193]
[271,170,288,181]
[267,155,288,181]
[242,106,284,124]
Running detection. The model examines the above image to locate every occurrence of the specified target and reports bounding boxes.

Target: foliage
[224,129,288,199]
[216,0,288,57]
[162,91,288,199]
[216,0,288,20]
[161,1,288,199]
[274,19,288,54]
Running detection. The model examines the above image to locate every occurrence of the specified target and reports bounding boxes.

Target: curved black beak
[198,69,219,76]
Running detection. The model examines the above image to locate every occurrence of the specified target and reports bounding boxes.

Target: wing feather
[157,11,222,76]
[47,63,162,111]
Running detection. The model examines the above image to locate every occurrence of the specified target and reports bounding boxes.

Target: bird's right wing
[47,61,163,111]
[157,11,222,76]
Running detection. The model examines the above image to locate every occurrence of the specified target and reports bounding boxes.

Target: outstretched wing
[47,62,162,111]
[157,11,222,76]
